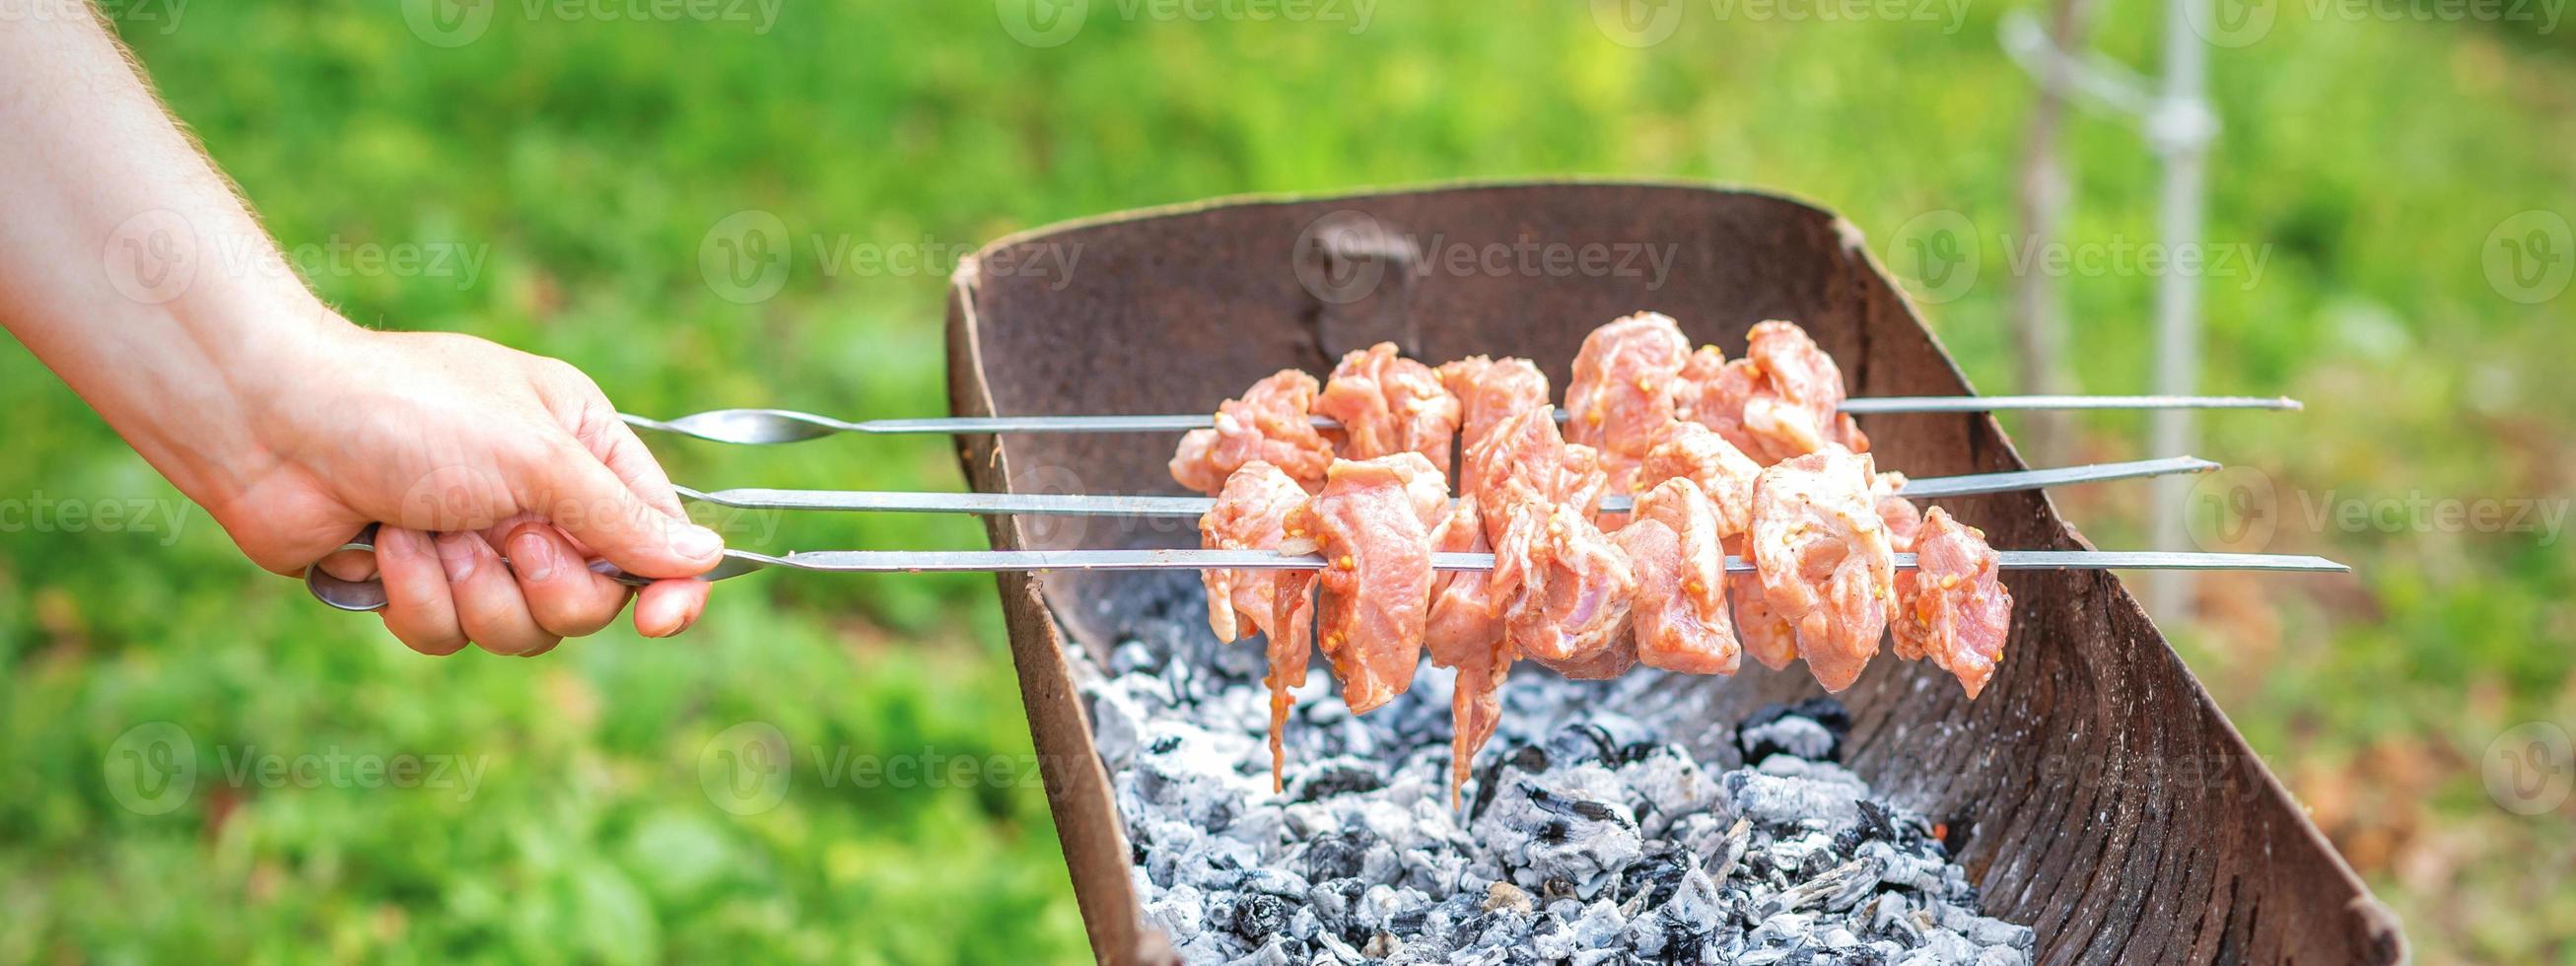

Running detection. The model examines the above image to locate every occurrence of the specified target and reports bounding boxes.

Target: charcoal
[1072,616,2036,965]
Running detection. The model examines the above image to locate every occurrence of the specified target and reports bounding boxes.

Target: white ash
[1073,609,2037,965]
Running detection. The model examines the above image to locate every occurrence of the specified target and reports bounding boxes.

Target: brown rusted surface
[946,182,2403,966]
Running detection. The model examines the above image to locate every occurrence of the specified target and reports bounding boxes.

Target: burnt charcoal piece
[1230,893,1289,941]
[1303,829,1373,882]
[1291,759,1387,802]
[1737,697,1852,765]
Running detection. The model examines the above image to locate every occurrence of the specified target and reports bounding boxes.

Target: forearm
[0,10,353,510]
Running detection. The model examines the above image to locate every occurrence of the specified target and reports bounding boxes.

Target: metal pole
[2145,0,2215,618]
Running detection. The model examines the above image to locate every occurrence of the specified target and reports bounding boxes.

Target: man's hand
[0,13,718,656]
[233,325,722,656]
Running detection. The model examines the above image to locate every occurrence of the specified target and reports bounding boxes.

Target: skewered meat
[1423,496,1509,802]
[1874,471,1924,551]
[1464,406,1610,542]
[1171,370,1336,495]
[1730,548,1801,671]
[1316,343,1464,469]
[1616,477,1739,675]
[1749,448,1896,692]
[1638,419,1765,540]
[1566,311,1692,491]
[1492,500,1637,675]
[1673,321,1869,464]
[1436,355,1551,468]
[1894,507,2013,699]
[1199,460,1310,643]
[1279,454,1447,718]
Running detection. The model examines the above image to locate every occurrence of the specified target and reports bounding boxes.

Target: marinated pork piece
[1730,551,1801,671]
[1672,321,1870,465]
[1893,507,2013,699]
[1278,455,1444,718]
[1170,370,1336,495]
[1566,312,1693,466]
[1315,343,1465,469]
[1637,419,1765,540]
[1491,501,1637,672]
[1464,406,1611,543]
[1874,471,1924,551]
[1423,496,1510,802]
[1436,355,1551,464]
[1198,461,1310,643]
[1616,477,1740,675]
[1750,448,1897,692]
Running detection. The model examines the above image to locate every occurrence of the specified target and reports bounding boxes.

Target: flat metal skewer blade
[1836,394,2301,414]
[671,455,2217,518]
[625,395,2300,444]
[698,548,2346,579]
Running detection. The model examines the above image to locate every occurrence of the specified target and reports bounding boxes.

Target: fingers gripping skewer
[623,395,2302,444]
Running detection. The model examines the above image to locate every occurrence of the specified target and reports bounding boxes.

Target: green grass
[2,2,2570,962]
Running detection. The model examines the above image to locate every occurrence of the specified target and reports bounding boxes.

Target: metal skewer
[670,455,2220,518]
[623,395,2300,445]
[303,533,2346,612]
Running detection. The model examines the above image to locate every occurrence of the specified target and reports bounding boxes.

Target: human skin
[0,11,722,656]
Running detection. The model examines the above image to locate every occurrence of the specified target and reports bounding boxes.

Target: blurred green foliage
[1,1,2570,962]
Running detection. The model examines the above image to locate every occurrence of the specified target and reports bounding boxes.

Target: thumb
[514,439,725,579]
